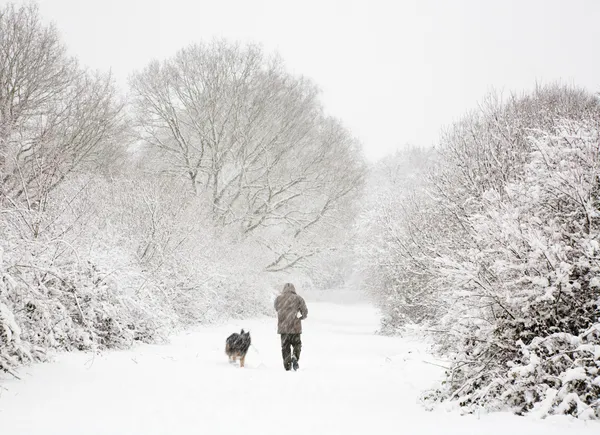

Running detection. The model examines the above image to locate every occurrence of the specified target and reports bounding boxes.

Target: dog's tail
[225,342,231,354]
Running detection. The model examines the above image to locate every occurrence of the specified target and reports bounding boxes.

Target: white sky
[9,0,600,161]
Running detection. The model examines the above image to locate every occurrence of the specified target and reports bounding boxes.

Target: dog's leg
[240,355,245,368]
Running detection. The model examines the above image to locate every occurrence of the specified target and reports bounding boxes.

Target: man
[274,283,308,371]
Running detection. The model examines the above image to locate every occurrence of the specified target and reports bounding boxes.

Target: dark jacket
[274,287,308,334]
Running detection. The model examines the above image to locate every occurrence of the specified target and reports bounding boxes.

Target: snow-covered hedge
[0,176,276,378]
[359,85,600,419]
[430,120,600,419]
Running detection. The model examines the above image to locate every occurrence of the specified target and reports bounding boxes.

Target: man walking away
[274,283,308,371]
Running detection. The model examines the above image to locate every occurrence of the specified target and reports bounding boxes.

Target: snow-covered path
[1,302,597,434]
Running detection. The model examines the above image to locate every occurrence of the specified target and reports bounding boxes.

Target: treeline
[0,3,365,377]
[356,85,600,419]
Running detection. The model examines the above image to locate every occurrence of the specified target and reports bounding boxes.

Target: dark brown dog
[225,329,251,368]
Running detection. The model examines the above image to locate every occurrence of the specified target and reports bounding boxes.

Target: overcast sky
[13,0,600,161]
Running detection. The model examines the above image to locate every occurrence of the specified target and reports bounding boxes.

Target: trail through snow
[1,302,597,434]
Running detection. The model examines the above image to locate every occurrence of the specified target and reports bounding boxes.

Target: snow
[1,302,598,435]
[561,367,588,384]
[531,388,559,418]
[0,301,21,342]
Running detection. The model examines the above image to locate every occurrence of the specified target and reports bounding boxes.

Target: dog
[225,329,251,368]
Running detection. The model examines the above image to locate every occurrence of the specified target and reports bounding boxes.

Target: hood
[282,283,296,294]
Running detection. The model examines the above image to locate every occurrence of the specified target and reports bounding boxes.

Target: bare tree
[0,3,126,218]
[130,40,365,270]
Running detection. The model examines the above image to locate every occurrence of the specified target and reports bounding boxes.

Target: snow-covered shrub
[353,147,444,333]
[0,172,275,376]
[403,86,600,419]
[431,119,600,418]
[0,206,175,363]
[0,300,32,378]
[361,85,599,419]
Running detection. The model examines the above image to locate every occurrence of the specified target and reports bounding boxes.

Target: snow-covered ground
[1,302,598,434]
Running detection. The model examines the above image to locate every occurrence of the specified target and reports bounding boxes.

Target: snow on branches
[433,120,600,419]
[0,4,364,378]
[360,85,600,419]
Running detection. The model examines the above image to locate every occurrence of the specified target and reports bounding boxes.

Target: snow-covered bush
[354,147,444,333]
[0,2,146,376]
[0,295,32,378]
[430,119,600,418]
[0,171,279,376]
[0,202,175,363]
[361,85,600,419]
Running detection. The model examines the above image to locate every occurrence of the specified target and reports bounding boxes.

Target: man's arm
[274,295,280,312]
[299,297,308,320]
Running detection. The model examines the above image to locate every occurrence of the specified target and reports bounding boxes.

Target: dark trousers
[280,333,302,370]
